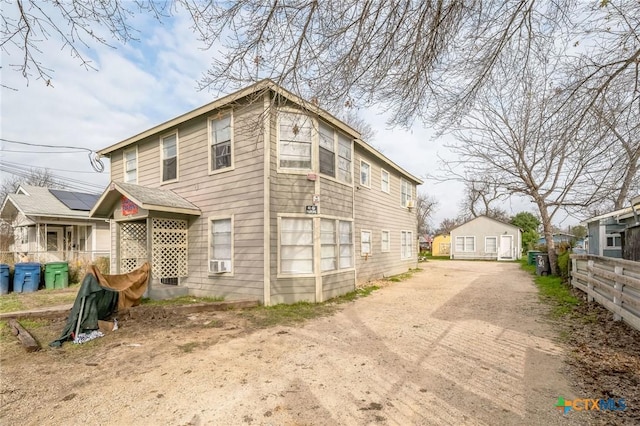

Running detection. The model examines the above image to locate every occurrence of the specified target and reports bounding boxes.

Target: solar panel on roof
[49,189,100,211]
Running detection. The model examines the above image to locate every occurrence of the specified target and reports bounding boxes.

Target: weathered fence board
[571,254,640,332]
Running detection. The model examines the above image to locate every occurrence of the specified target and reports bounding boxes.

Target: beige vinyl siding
[322,270,355,300]
[110,153,124,182]
[450,216,521,260]
[353,146,418,283]
[270,277,316,304]
[94,221,111,255]
[181,102,266,301]
[319,178,353,217]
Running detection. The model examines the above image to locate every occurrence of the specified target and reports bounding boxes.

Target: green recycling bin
[45,262,69,289]
[527,250,542,266]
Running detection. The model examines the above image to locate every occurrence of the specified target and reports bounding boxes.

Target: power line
[1,138,105,172]
[1,149,87,154]
[0,160,104,174]
[0,164,106,193]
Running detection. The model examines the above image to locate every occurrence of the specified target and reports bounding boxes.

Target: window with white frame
[210,114,232,171]
[321,219,337,271]
[605,233,622,248]
[360,161,371,187]
[161,133,178,182]
[280,218,314,274]
[401,178,412,207]
[337,135,352,183]
[279,112,312,169]
[401,231,413,259]
[210,218,232,273]
[339,221,353,268]
[485,236,497,253]
[124,147,137,183]
[319,122,335,177]
[361,230,372,255]
[455,236,475,252]
[381,169,390,193]
[381,230,390,252]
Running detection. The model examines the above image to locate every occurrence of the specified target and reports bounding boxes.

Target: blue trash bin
[13,262,41,293]
[0,264,9,294]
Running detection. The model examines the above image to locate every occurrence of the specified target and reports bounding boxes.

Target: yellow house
[432,234,451,257]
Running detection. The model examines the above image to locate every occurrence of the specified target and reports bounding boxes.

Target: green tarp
[50,263,149,347]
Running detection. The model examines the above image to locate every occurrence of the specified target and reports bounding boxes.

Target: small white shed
[450,216,522,261]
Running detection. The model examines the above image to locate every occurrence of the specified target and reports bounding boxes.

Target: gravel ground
[1,260,634,425]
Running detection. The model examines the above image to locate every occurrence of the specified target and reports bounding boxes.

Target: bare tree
[444,49,612,273]
[458,178,510,222]
[339,110,376,143]
[415,192,438,235]
[4,1,638,133]
[436,218,461,235]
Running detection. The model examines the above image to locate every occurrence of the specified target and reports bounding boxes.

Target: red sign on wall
[121,196,139,216]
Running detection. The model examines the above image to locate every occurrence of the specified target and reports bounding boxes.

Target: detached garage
[450,216,522,261]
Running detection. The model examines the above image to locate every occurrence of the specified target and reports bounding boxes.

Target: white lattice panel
[120,221,147,273]
[152,218,188,278]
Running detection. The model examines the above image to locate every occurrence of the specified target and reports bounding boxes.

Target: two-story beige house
[91,80,421,305]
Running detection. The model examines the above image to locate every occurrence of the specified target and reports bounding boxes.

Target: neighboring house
[583,202,640,259]
[0,185,110,263]
[450,216,522,261]
[537,233,575,246]
[432,235,450,257]
[418,234,432,252]
[91,79,421,304]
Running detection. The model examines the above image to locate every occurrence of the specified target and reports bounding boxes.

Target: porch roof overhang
[90,182,201,218]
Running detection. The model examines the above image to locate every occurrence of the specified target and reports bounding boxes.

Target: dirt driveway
[2,261,587,425]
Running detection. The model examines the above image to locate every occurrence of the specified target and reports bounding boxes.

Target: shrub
[557,250,570,280]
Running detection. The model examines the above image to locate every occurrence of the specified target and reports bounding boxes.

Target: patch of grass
[141,295,224,306]
[333,286,380,303]
[242,302,336,328]
[423,255,450,260]
[177,342,199,353]
[386,268,421,283]
[520,259,579,317]
[0,287,79,313]
[0,294,24,313]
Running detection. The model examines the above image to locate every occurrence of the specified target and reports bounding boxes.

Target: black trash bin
[536,253,550,276]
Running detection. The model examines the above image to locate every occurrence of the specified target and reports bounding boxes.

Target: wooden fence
[570,254,640,332]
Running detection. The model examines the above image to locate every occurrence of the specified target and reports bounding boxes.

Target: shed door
[499,235,513,259]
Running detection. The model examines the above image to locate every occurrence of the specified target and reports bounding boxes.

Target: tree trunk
[536,202,558,275]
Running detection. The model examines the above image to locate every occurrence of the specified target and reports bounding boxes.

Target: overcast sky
[0,8,548,230]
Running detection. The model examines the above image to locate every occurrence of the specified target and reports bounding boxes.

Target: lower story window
[361,230,372,256]
[401,231,413,259]
[321,219,336,271]
[605,234,621,248]
[485,236,497,253]
[210,218,232,273]
[280,218,313,274]
[339,221,353,268]
[455,236,475,252]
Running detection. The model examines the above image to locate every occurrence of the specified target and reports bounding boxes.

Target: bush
[557,250,570,279]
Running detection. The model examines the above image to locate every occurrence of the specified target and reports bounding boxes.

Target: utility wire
[1,138,105,172]
[0,160,104,174]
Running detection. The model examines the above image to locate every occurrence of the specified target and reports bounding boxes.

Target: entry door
[499,235,513,259]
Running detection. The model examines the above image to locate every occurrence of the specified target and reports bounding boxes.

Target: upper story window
[401,178,413,207]
[210,114,233,172]
[319,122,335,177]
[123,147,137,184]
[381,169,390,193]
[360,161,371,187]
[337,134,352,184]
[279,112,312,169]
[161,133,178,182]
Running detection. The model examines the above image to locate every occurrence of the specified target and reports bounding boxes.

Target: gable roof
[450,215,521,233]
[0,185,101,220]
[97,79,422,185]
[91,182,201,218]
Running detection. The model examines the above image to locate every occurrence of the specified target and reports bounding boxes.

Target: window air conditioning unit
[406,200,415,209]
[210,260,231,273]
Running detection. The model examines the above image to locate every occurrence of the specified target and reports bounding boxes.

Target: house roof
[97,79,422,185]
[91,182,201,218]
[450,215,521,233]
[582,206,636,224]
[0,185,100,221]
